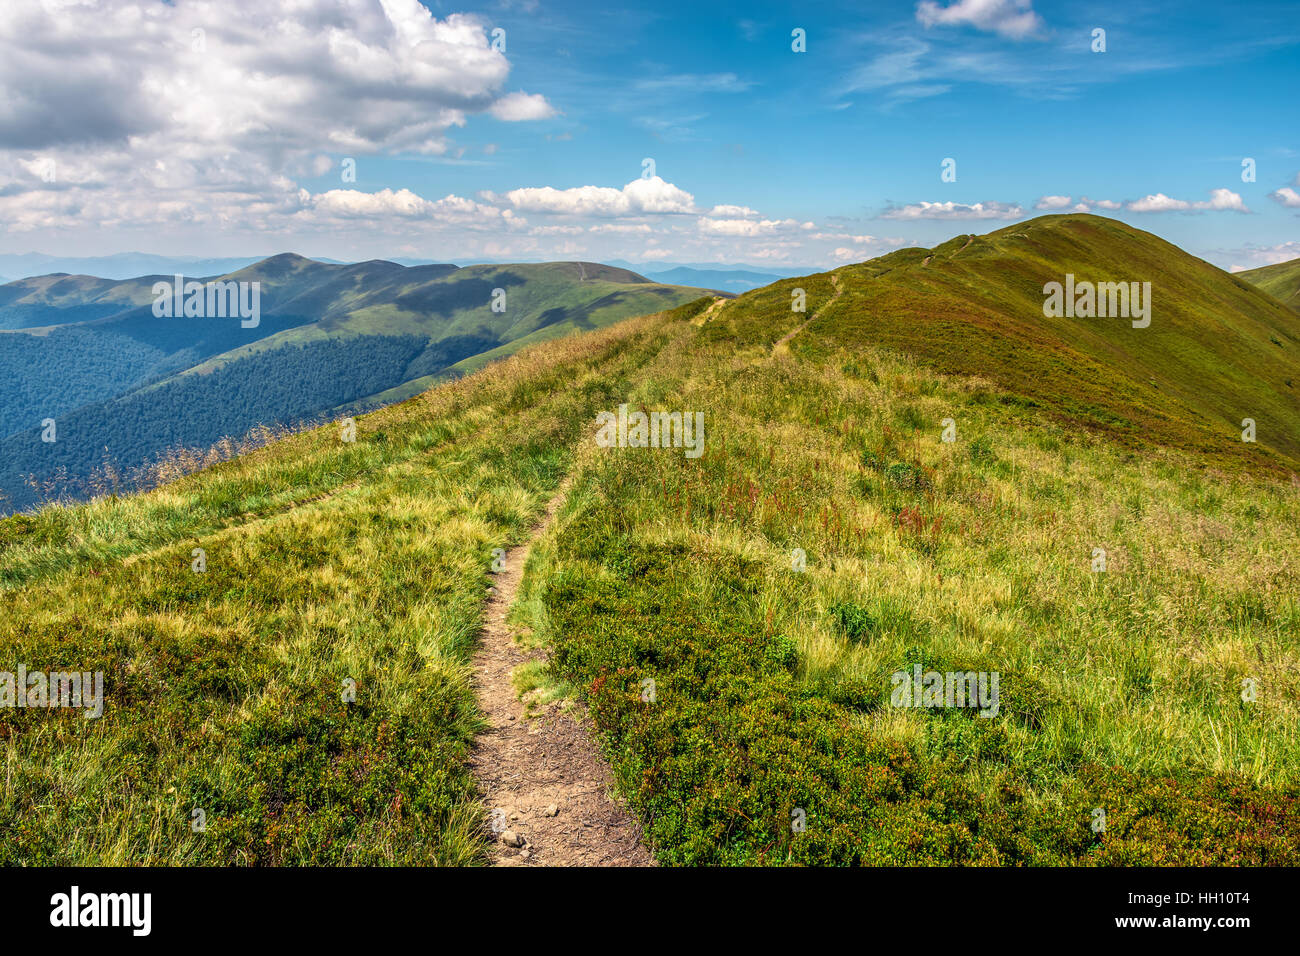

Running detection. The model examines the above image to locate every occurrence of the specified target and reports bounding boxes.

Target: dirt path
[468,487,654,867]
[694,295,730,324]
[922,236,971,268]
[771,272,843,357]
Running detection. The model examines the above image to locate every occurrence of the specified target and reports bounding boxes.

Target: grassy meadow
[522,294,1299,863]
[0,311,671,864]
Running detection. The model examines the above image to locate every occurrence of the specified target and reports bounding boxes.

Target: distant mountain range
[0,253,271,282]
[606,258,818,277]
[0,255,711,513]
[0,252,813,290]
[637,266,790,293]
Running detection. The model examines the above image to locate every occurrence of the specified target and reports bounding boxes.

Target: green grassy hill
[746,215,1298,475]
[0,273,162,329]
[1239,257,1300,314]
[2,217,1296,865]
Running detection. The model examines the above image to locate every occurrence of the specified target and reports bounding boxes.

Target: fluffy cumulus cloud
[1034,195,1074,210]
[1125,188,1249,213]
[1270,175,1300,209]
[1033,191,1250,215]
[1033,196,1124,213]
[0,0,555,234]
[302,188,514,226]
[881,200,1023,220]
[812,233,878,243]
[1125,194,1191,212]
[697,217,813,237]
[0,2,931,266]
[1271,187,1300,208]
[489,92,558,121]
[501,177,697,216]
[915,0,1044,40]
[445,183,892,265]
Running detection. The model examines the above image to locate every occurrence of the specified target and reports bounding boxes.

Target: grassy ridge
[0,274,161,330]
[1240,257,1300,314]
[0,306,688,863]
[527,289,1300,864]
[756,216,1299,474]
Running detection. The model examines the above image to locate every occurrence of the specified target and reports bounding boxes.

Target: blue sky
[0,0,1296,271]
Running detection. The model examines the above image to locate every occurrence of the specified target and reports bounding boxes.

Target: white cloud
[1225,240,1300,271]
[0,0,552,154]
[1034,195,1125,213]
[489,92,557,121]
[1124,194,1187,212]
[708,204,760,218]
[0,0,555,234]
[530,225,584,236]
[697,218,808,236]
[307,188,441,219]
[915,0,1044,40]
[1200,188,1250,211]
[588,223,653,234]
[881,200,1023,220]
[1126,188,1249,213]
[302,188,513,225]
[1269,186,1300,209]
[811,233,877,243]
[503,177,696,216]
[1034,195,1073,210]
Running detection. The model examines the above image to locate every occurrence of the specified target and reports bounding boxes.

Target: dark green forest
[0,334,426,512]
[0,326,165,428]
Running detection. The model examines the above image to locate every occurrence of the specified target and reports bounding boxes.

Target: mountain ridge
[1239,257,1300,314]
[751,214,1300,475]
[0,255,710,512]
